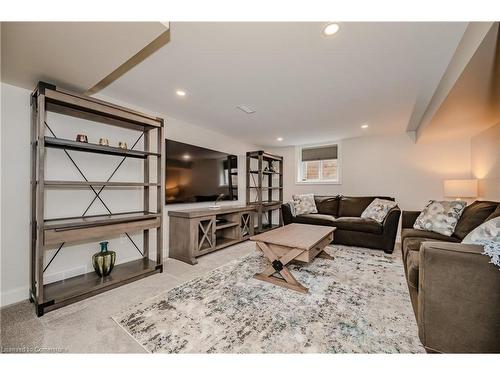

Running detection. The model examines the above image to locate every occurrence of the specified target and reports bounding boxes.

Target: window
[297,144,340,184]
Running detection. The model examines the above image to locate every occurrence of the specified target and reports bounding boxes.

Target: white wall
[0,82,257,307]
[268,134,472,211]
[471,122,500,201]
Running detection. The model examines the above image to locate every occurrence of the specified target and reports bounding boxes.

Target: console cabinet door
[194,216,216,254]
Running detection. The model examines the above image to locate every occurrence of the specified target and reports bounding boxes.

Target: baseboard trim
[0,285,29,308]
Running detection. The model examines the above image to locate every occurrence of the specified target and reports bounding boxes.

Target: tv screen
[165,140,238,204]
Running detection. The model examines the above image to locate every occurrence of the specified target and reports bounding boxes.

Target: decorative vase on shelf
[92,241,116,277]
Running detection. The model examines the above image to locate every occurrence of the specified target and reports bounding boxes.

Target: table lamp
[443,179,478,201]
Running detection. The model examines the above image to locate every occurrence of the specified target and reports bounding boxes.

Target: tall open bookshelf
[246,150,283,233]
[30,82,164,316]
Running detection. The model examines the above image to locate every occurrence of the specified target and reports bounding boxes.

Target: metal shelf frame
[246,150,284,234]
[30,81,165,317]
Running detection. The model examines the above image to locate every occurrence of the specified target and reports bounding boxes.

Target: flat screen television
[165,139,238,204]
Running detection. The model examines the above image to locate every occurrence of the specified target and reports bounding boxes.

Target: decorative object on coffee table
[92,241,116,277]
[251,223,335,293]
[75,134,88,143]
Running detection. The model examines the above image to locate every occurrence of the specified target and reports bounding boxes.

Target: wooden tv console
[168,205,255,264]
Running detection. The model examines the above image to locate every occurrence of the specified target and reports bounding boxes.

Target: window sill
[295,181,342,185]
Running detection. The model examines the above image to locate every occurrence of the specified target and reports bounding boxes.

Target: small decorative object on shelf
[92,241,116,277]
[209,193,225,210]
[269,161,277,173]
[76,134,88,143]
[99,138,109,146]
[118,141,128,149]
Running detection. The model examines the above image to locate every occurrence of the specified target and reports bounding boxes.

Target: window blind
[301,145,338,161]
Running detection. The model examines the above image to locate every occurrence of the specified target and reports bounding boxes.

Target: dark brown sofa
[401,201,500,353]
[282,195,401,253]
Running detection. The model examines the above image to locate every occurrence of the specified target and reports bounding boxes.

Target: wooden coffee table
[250,223,336,294]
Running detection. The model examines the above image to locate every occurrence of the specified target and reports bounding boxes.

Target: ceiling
[419,23,500,142]
[100,22,468,146]
[1,22,168,93]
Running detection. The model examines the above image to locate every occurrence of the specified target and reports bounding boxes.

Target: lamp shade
[443,179,478,198]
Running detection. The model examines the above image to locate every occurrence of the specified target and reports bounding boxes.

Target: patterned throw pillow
[413,200,467,236]
[462,217,500,269]
[361,198,397,223]
[287,201,297,217]
[292,194,318,215]
[462,217,500,244]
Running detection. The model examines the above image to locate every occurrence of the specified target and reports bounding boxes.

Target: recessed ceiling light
[237,105,256,114]
[176,90,186,97]
[361,124,369,129]
[323,23,340,36]
[182,154,191,160]
[277,137,283,142]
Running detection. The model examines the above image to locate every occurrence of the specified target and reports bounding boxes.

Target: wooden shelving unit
[30,81,164,316]
[246,151,284,233]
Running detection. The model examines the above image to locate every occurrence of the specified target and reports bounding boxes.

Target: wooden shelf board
[44,211,161,231]
[43,258,159,304]
[45,87,161,131]
[44,137,160,159]
[215,237,240,250]
[44,180,160,187]
[248,201,282,207]
[247,186,283,190]
[249,170,282,175]
[215,222,239,230]
[246,151,283,161]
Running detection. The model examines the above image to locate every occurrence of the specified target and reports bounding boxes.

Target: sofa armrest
[418,241,500,353]
[402,210,421,229]
[378,206,401,253]
[281,203,293,225]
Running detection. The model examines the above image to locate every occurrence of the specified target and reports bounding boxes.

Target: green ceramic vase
[92,241,116,277]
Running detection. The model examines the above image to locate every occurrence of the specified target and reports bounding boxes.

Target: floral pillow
[462,217,500,269]
[287,201,297,217]
[292,194,318,215]
[413,200,466,236]
[361,198,397,223]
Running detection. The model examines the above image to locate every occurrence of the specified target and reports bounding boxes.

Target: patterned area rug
[112,245,424,353]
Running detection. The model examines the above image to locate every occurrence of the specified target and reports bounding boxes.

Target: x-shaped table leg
[254,241,309,294]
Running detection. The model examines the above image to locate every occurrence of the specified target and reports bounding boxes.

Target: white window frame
[295,142,342,185]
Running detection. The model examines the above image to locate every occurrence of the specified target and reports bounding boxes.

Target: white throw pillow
[462,217,500,244]
[287,201,297,217]
[361,198,397,223]
[292,194,318,215]
[462,217,500,268]
[413,200,466,236]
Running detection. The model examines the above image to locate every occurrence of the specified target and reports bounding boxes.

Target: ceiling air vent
[237,105,256,114]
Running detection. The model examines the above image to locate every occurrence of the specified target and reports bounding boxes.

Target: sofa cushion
[453,201,498,240]
[294,213,336,226]
[292,194,318,215]
[401,229,459,264]
[413,200,467,236]
[332,217,383,234]
[401,228,461,244]
[361,198,398,223]
[338,196,394,217]
[314,196,339,216]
